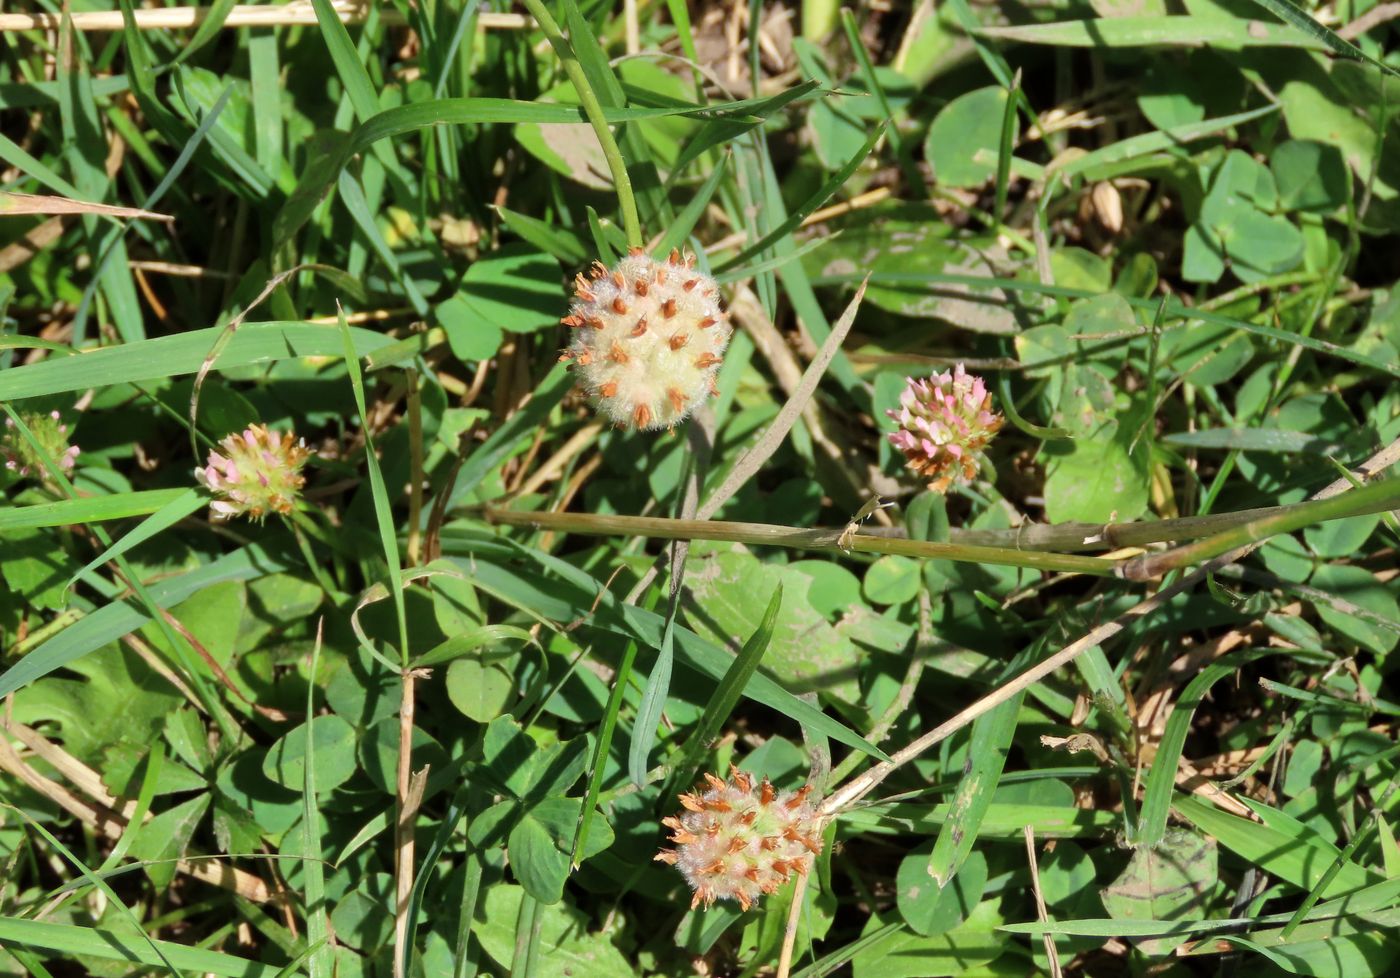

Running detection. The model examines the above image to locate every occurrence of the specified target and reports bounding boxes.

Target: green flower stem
[1118,476,1400,580]
[482,507,1120,576]
[519,0,642,248]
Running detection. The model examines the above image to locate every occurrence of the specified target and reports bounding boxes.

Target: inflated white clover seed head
[886,363,1005,493]
[559,247,731,431]
[195,423,311,522]
[655,769,823,911]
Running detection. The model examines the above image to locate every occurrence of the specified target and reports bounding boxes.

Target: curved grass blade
[1136,649,1283,847]
[66,488,205,589]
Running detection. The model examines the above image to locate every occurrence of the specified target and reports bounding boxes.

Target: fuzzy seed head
[657,769,822,911]
[2,410,80,483]
[886,364,1004,493]
[560,249,730,431]
[194,424,311,522]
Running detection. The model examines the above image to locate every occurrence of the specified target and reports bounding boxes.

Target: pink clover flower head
[885,364,1004,493]
[195,423,311,521]
[2,410,80,482]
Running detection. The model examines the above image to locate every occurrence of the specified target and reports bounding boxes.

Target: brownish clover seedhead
[195,423,311,522]
[559,247,731,431]
[656,768,823,911]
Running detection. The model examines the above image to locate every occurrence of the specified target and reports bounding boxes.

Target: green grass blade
[0,489,188,532]
[302,628,332,978]
[1174,795,1377,897]
[0,917,280,978]
[716,123,885,274]
[451,544,889,761]
[0,322,395,401]
[671,584,783,789]
[926,650,1029,886]
[0,544,291,699]
[338,308,410,663]
[654,153,729,256]
[1136,649,1283,846]
[66,488,206,587]
[1241,0,1400,75]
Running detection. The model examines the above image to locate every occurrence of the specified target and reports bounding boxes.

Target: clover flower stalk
[656,769,824,911]
[559,247,732,431]
[886,364,1004,493]
[2,411,80,482]
[195,423,311,521]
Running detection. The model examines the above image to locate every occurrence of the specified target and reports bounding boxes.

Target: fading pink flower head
[886,364,1004,493]
[3,410,80,483]
[195,423,311,521]
[656,769,822,912]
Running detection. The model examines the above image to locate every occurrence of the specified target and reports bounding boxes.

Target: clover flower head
[195,423,311,522]
[2,410,80,482]
[559,247,731,431]
[656,769,822,912]
[886,364,1004,493]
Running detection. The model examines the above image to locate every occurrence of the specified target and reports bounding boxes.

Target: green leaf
[1272,139,1350,212]
[474,884,633,977]
[898,848,988,936]
[852,900,1005,978]
[262,715,358,793]
[457,244,563,334]
[924,86,1008,188]
[1102,828,1217,953]
[509,797,614,904]
[127,794,213,890]
[862,556,921,606]
[445,656,517,723]
[1043,432,1149,523]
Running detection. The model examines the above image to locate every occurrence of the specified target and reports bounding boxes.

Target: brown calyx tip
[609,341,629,364]
[682,279,698,292]
[760,778,775,805]
[786,785,813,809]
[697,316,716,330]
[694,352,721,369]
[611,296,628,315]
[703,772,726,792]
[654,849,678,864]
[727,837,747,854]
[661,298,677,318]
[635,278,649,297]
[730,766,753,793]
[598,380,618,398]
[630,316,648,337]
[634,403,652,428]
[668,332,689,350]
[590,260,608,279]
[629,245,644,256]
[678,793,704,813]
[611,270,625,289]
[668,247,681,265]
[561,314,582,327]
[667,388,686,413]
